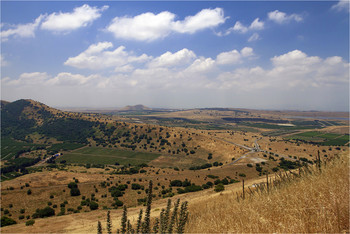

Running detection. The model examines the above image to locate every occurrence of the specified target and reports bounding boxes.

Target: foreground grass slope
[187,152,349,233]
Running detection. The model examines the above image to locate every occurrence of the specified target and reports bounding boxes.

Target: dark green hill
[1,99,95,143]
[1,99,38,140]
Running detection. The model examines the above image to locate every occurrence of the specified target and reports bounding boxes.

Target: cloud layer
[5,48,348,92]
[106,8,227,41]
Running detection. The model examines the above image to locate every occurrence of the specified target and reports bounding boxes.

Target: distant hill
[120,104,152,111]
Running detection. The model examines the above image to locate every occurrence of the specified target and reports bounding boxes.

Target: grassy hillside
[186,152,349,233]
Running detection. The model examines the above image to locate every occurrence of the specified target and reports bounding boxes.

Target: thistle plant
[168,199,180,233]
[136,209,143,233]
[97,221,102,234]
[106,210,111,234]
[97,180,189,234]
[142,180,153,233]
[121,205,127,234]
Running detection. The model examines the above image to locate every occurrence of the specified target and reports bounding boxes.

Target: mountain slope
[1,99,94,143]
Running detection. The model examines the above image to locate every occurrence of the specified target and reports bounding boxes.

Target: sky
[1,1,349,111]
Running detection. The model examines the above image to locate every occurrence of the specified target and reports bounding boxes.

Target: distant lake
[288,116,349,120]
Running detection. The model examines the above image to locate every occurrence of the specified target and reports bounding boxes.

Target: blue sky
[1,1,349,111]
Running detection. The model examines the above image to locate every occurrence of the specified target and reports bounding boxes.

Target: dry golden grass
[186,151,349,233]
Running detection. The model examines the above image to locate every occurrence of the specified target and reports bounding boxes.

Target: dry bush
[186,152,349,233]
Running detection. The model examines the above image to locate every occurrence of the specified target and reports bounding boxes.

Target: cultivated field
[60,147,160,166]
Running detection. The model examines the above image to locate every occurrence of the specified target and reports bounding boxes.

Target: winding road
[214,137,297,165]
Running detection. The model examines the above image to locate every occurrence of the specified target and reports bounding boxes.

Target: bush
[221,178,229,185]
[247,163,253,167]
[131,183,142,190]
[214,183,225,192]
[207,175,219,179]
[1,216,17,227]
[112,199,124,207]
[25,220,35,226]
[19,215,25,220]
[68,182,77,189]
[32,207,55,219]
[70,187,81,196]
[89,201,99,210]
[202,184,211,189]
[170,180,183,187]
[20,208,25,214]
[184,184,202,193]
[27,189,32,195]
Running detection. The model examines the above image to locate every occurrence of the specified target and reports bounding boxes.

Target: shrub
[247,163,253,167]
[20,208,25,214]
[70,187,81,196]
[214,179,221,185]
[221,178,229,185]
[25,219,35,226]
[32,207,55,219]
[1,216,17,227]
[214,183,225,192]
[202,184,211,189]
[131,183,142,190]
[239,173,246,177]
[112,199,124,207]
[170,180,183,187]
[184,184,202,193]
[19,215,25,220]
[27,189,32,195]
[68,182,77,189]
[90,201,99,210]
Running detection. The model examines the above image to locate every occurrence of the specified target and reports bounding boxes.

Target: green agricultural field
[295,131,322,137]
[320,135,349,146]
[47,143,85,152]
[59,147,160,165]
[285,131,349,146]
[318,133,339,140]
[1,137,43,160]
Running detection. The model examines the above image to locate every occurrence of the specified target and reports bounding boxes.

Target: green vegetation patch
[47,143,85,152]
[60,147,160,165]
[1,137,43,160]
[285,131,349,146]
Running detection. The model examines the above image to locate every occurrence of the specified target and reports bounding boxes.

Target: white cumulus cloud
[148,49,196,68]
[216,47,254,65]
[41,4,108,32]
[1,15,45,41]
[106,8,227,41]
[64,42,151,70]
[268,10,303,24]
